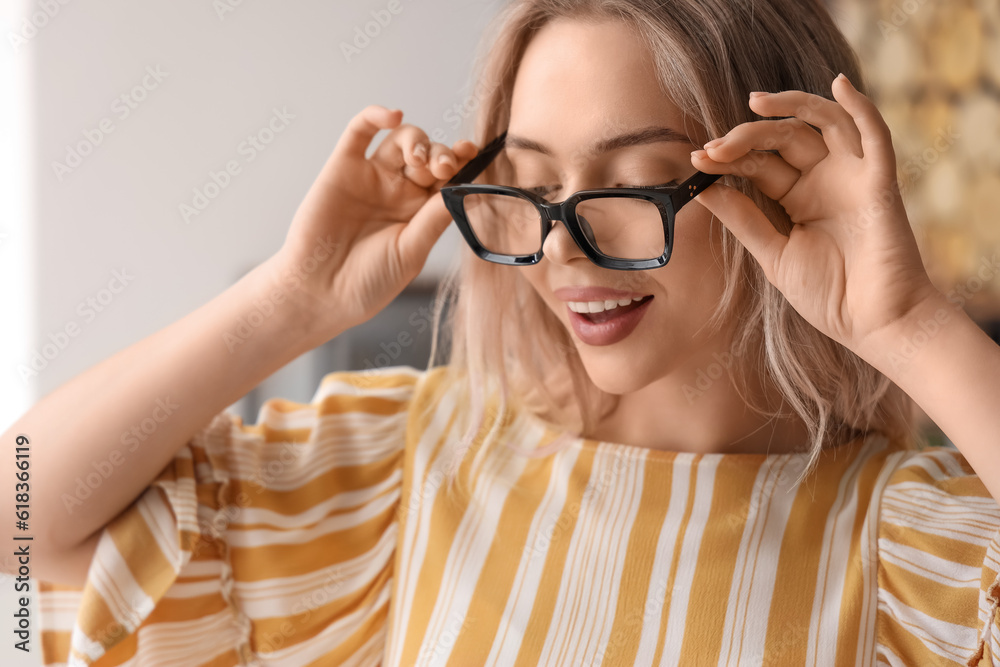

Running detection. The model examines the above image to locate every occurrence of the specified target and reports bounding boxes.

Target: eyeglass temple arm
[445,130,508,186]
[670,171,723,211]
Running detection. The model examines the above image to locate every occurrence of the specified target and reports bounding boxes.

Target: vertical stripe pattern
[34,366,1000,666]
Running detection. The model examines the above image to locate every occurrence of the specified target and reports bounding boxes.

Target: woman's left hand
[691,74,941,353]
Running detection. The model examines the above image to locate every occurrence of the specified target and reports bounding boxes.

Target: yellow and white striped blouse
[37,365,1000,666]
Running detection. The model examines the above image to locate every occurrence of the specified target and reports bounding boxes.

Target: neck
[582,355,813,456]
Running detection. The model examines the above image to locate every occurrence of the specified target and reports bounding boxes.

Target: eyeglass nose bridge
[537,201,598,255]
[537,202,584,254]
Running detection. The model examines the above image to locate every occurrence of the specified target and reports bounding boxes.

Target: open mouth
[572,295,654,324]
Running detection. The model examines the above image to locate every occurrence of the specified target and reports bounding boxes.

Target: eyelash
[524,181,680,196]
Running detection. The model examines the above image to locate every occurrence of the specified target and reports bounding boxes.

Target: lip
[553,286,653,302]
[566,296,654,346]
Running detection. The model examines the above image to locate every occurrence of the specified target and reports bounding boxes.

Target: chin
[575,347,661,396]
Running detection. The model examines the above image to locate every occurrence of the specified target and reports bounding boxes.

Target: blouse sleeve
[876,446,1000,666]
[37,365,422,667]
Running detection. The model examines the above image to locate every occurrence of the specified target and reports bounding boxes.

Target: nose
[541,216,588,265]
[578,214,597,246]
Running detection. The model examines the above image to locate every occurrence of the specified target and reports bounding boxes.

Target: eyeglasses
[440,131,721,270]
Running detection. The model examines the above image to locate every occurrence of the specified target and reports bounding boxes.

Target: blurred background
[829,0,1000,444]
[0,0,507,432]
[0,1,503,665]
[0,0,998,663]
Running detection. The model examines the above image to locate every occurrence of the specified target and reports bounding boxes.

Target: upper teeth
[567,296,646,314]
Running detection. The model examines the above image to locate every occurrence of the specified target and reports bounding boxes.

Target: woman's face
[511,18,733,396]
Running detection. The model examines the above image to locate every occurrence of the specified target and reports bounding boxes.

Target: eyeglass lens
[463,192,666,261]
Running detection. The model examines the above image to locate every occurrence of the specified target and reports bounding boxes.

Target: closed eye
[628,181,680,189]
[522,181,680,197]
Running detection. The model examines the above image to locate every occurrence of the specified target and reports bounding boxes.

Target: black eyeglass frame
[440,130,722,270]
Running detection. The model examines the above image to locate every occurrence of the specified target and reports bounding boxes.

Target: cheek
[516,265,558,313]
[673,207,719,256]
[639,212,727,320]
[669,210,725,282]
[517,265,543,295]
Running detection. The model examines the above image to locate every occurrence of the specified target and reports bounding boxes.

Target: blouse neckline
[515,403,885,465]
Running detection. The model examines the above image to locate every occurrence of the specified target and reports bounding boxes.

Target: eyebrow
[503,125,696,156]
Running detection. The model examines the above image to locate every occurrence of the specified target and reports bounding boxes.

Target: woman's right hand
[271,104,480,341]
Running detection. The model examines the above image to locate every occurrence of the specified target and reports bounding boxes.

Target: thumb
[694,183,786,284]
[396,191,455,274]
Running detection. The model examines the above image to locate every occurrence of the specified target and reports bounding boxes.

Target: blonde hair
[422,0,921,496]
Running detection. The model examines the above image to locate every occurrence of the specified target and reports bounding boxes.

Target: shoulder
[293,364,465,447]
[879,445,1000,539]
[309,364,453,404]
[877,444,1000,559]
[230,365,453,439]
[310,364,428,408]
[874,443,1000,664]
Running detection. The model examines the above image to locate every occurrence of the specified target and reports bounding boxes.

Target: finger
[748,88,864,158]
[426,139,481,190]
[333,105,403,161]
[371,124,430,168]
[395,141,463,189]
[691,149,801,202]
[693,182,787,287]
[396,191,456,274]
[424,142,464,182]
[393,140,485,276]
[831,74,897,180]
[452,139,480,162]
[400,139,480,190]
[392,138,480,191]
[703,118,828,172]
[369,124,441,188]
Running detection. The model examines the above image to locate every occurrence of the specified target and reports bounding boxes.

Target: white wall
[0,1,505,664]
[6,0,507,417]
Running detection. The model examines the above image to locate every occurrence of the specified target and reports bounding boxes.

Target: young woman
[13,0,1000,664]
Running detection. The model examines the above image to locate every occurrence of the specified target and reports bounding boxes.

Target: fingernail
[703,138,724,149]
[691,149,707,158]
[749,91,768,98]
[413,144,427,162]
[438,154,456,167]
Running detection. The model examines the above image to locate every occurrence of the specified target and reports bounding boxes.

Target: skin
[14,12,1000,588]
[506,18,812,454]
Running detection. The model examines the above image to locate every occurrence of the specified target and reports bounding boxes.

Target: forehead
[508,18,690,155]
